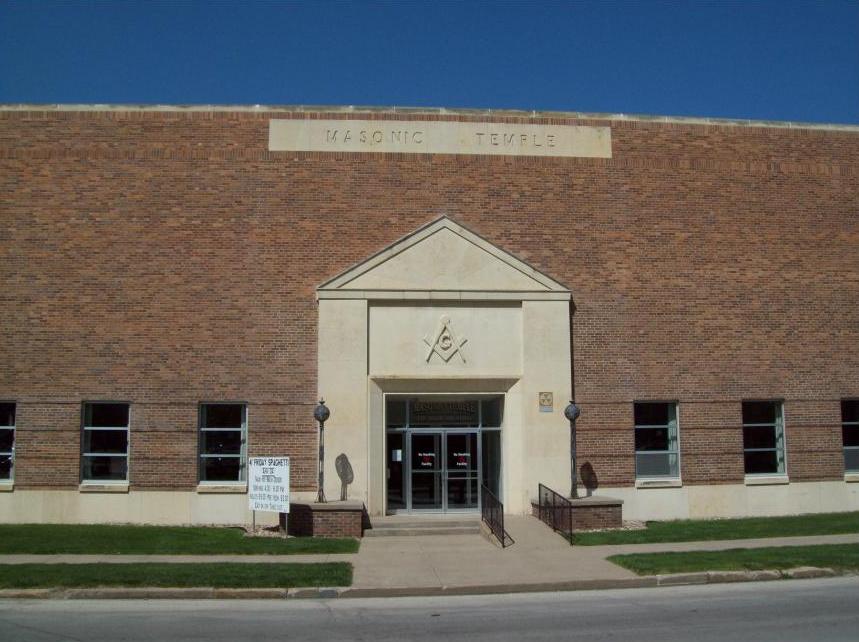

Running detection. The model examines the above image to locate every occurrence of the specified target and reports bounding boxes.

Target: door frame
[384,393,503,515]
[402,428,480,514]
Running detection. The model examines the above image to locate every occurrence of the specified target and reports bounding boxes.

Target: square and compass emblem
[423,315,468,363]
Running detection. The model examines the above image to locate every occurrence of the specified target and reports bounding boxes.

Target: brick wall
[572,505,622,531]
[531,501,623,531]
[9,401,317,491]
[1,108,857,492]
[13,403,80,488]
[287,503,363,538]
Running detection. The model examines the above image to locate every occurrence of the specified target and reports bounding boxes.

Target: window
[634,402,679,478]
[81,402,129,482]
[0,403,15,481]
[843,400,859,473]
[742,401,785,475]
[199,403,247,483]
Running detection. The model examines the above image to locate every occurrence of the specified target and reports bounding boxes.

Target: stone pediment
[318,217,570,300]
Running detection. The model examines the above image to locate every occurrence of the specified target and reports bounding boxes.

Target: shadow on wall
[580,462,598,497]
[335,453,354,501]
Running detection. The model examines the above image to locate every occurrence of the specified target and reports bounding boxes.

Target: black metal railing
[537,483,574,544]
[481,484,514,548]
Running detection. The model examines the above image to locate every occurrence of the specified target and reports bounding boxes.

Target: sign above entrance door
[410,400,480,427]
[269,119,611,158]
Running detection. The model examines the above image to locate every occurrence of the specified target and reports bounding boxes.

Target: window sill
[79,483,129,493]
[0,482,13,492]
[196,483,247,494]
[635,478,682,489]
[744,475,789,486]
[845,473,859,483]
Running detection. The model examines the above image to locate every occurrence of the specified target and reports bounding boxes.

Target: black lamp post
[314,399,331,503]
[564,401,581,499]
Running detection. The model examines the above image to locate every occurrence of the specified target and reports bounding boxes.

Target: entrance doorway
[386,396,502,514]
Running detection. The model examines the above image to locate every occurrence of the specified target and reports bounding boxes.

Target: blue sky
[1,1,857,123]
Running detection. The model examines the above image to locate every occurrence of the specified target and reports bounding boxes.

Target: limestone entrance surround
[317,217,573,516]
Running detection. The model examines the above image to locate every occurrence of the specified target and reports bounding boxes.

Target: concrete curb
[0,568,850,599]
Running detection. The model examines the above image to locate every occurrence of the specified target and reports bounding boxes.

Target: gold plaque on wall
[539,392,554,413]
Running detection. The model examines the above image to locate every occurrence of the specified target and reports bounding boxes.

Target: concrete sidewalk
[352,515,635,589]
[1,517,858,595]
[0,553,356,564]
[350,518,859,590]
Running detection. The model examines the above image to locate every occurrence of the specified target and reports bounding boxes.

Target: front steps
[365,515,482,537]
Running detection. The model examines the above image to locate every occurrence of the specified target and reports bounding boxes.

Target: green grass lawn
[608,543,859,576]
[0,524,360,555]
[572,511,859,546]
[0,562,352,589]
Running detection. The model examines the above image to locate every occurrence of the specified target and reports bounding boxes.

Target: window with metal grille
[81,402,129,482]
[0,403,15,481]
[199,403,247,483]
[842,400,859,473]
[634,402,680,479]
[742,401,785,476]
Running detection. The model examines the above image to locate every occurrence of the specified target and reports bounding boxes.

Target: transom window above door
[386,397,503,429]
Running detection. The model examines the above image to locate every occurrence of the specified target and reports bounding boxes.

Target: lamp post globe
[564,402,581,423]
[314,399,330,424]
[314,399,330,503]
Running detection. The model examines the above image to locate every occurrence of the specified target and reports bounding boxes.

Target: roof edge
[1,103,858,133]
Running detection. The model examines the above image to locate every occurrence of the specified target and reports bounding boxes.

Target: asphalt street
[1,577,857,642]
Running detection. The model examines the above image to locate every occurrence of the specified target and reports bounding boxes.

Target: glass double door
[395,431,479,512]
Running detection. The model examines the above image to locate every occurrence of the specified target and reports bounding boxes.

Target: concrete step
[365,517,482,537]
[365,525,481,537]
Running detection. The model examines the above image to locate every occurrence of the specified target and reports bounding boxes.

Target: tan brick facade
[0,107,857,520]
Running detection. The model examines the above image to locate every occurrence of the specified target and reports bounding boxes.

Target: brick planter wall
[286,501,364,538]
[531,496,623,531]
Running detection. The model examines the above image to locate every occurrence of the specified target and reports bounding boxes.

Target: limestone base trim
[0,490,321,526]
[4,482,857,525]
[598,480,859,521]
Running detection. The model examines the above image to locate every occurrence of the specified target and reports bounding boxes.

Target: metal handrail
[481,484,514,548]
[537,483,574,544]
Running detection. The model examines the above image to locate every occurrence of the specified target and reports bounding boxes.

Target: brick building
[0,105,857,526]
